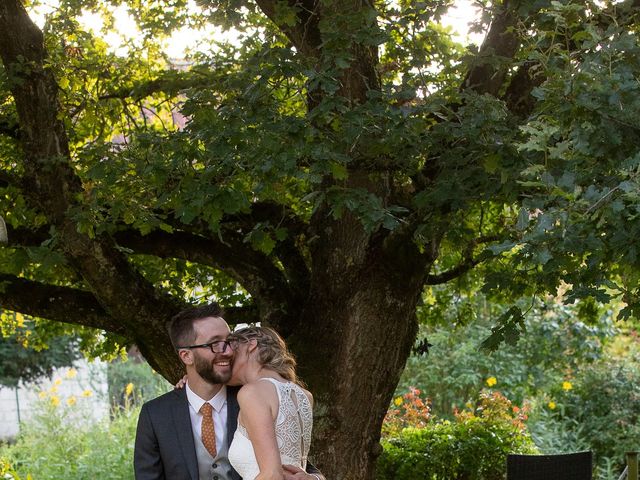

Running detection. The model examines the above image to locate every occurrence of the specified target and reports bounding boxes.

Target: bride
[227,326,314,480]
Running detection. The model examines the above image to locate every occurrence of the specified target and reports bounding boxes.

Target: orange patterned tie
[200,402,217,457]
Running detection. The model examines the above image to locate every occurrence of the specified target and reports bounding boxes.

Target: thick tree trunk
[288,199,435,480]
[297,280,426,479]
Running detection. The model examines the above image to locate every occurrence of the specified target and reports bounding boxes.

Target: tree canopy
[2,0,640,477]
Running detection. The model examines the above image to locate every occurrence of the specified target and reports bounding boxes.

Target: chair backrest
[507,451,593,480]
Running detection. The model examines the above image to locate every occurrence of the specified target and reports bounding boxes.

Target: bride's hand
[174,375,188,389]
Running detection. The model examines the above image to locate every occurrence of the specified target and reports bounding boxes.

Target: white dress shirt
[186,382,228,450]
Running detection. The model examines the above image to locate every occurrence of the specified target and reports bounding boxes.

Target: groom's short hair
[168,303,224,350]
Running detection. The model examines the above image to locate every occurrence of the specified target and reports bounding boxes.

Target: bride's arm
[237,383,283,480]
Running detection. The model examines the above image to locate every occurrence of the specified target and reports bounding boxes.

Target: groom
[134,303,324,480]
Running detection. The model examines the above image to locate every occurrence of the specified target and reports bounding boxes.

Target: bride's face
[228,340,250,385]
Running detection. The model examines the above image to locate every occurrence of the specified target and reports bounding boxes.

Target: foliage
[377,390,537,480]
[0,312,81,388]
[401,296,616,416]
[527,336,640,477]
[383,386,432,437]
[107,353,171,407]
[0,0,638,357]
[0,386,138,480]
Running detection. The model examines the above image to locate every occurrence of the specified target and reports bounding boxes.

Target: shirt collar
[186,382,227,413]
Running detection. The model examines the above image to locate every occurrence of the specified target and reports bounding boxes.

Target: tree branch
[425,258,481,285]
[98,70,217,102]
[425,234,501,285]
[274,237,310,299]
[502,60,544,118]
[254,0,322,57]
[163,201,311,295]
[223,305,260,326]
[0,273,125,333]
[462,1,520,96]
[594,0,640,29]
[498,0,640,119]
[223,201,308,236]
[113,228,296,319]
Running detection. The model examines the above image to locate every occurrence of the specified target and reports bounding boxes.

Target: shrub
[0,386,138,480]
[107,354,170,408]
[401,301,615,418]
[377,391,537,480]
[528,351,640,477]
[383,386,432,437]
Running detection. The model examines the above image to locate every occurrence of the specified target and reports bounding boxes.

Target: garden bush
[0,381,139,480]
[528,345,640,478]
[401,299,615,417]
[377,390,537,480]
[107,354,170,408]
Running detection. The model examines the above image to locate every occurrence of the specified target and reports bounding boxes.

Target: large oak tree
[2,0,640,477]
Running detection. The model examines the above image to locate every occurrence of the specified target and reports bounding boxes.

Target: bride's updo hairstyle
[229,326,302,386]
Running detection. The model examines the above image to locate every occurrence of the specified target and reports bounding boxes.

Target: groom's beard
[194,352,232,385]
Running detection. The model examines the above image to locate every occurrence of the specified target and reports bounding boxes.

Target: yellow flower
[53,378,62,386]
[562,381,573,391]
[548,401,556,410]
[49,385,58,394]
[50,395,60,407]
[38,391,47,399]
[15,312,24,327]
[486,376,497,387]
[81,389,93,397]
[0,458,14,475]
[67,396,77,406]
[393,396,403,406]
[125,382,135,396]
[65,368,78,379]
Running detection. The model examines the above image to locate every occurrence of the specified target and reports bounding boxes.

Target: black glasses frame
[177,339,237,354]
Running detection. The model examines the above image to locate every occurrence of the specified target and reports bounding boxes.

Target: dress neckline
[257,376,290,384]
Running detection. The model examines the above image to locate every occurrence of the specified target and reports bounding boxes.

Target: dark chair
[507,451,593,480]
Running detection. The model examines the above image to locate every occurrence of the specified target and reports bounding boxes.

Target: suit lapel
[171,389,199,480]
[226,386,239,446]
[226,386,242,480]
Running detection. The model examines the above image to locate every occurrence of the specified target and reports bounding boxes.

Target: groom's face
[191,316,234,385]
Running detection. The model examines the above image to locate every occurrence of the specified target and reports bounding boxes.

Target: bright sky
[442,0,484,45]
[31,0,484,59]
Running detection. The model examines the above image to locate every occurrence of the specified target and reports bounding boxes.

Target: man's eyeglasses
[177,339,238,354]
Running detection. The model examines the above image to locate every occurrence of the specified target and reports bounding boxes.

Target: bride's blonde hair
[229,326,302,386]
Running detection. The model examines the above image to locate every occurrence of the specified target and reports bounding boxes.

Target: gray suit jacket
[134,385,242,480]
[134,386,321,480]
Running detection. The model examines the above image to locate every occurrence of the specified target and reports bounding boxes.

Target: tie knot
[200,402,213,415]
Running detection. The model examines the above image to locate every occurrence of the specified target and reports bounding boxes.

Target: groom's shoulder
[142,388,185,411]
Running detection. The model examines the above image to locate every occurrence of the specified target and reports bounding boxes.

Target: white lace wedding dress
[228,378,313,479]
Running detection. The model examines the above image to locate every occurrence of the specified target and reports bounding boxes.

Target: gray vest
[193,424,235,480]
